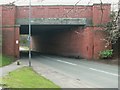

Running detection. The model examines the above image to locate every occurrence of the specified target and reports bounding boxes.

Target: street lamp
[28,0,32,67]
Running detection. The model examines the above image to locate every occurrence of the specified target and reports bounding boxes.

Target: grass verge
[2,67,60,88]
[0,54,14,67]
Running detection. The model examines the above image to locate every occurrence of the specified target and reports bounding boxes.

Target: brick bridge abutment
[1,4,111,59]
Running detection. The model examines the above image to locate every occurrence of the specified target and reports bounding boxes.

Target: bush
[99,49,113,59]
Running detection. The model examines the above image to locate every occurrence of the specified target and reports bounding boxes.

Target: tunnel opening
[20,25,85,59]
[19,35,29,51]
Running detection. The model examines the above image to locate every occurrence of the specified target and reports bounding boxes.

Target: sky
[0,0,119,10]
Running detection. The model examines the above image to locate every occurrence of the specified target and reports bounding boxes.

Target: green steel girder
[16,18,92,26]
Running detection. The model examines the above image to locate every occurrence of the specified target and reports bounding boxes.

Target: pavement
[19,58,93,88]
[0,61,26,77]
[0,54,119,88]
[0,59,93,88]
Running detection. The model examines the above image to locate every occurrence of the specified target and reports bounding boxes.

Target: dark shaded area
[112,37,120,59]
[20,51,45,59]
[20,25,81,35]
[20,25,84,59]
[20,51,83,59]
[20,51,119,66]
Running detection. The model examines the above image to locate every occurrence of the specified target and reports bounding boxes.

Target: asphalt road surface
[21,53,119,88]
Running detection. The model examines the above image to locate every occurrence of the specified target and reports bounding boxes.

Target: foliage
[20,35,28,46]
[0,54,14,67]
[2,67,60,88]
[21,39,27,44]
[99,49,113,59]
[101,10,120,45]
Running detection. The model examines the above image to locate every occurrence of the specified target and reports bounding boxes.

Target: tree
[100,9,120,47]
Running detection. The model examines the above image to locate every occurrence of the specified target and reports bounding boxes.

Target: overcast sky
[0,0,119,10]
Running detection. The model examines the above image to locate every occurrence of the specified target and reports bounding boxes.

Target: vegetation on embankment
[0,54,14,67]
[2,67,60,88]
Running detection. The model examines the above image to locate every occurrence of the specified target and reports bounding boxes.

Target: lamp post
[28,0,32,67]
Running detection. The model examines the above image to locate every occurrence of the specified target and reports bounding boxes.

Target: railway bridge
[0,4,111,59]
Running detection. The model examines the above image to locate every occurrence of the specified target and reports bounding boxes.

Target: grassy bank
[2,67,60,88]
[0,55,14,67]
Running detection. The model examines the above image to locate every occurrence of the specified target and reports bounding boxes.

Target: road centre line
[57,60,77,66]
[57,59,119,77]
[43,56,78,66]
[43,56,119,77]
[89,68,119,77]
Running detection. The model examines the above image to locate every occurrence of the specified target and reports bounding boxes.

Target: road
[21,53,118,88]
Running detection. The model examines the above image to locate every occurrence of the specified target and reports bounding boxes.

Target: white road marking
[57,60,77,66]
[89,68,119,77]
[43,56,119,77]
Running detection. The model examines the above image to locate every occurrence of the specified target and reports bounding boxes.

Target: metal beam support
[16,18,89,25]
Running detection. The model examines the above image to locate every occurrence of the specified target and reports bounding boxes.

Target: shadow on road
[20,51,83,59]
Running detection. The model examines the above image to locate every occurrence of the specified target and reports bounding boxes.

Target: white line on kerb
[57,60,77,66]
[89,68,119,77]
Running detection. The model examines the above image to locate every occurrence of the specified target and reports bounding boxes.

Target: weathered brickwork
[1,4,111,59]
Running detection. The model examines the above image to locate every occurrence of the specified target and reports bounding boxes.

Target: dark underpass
[20,25,84,58]
[19,25,118,89]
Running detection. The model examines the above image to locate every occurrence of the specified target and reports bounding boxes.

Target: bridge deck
[16,18,91,25]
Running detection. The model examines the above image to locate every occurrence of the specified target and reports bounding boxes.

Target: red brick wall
[0,6,2,53]
[14,27,20,58]
[32,36,42,51]
[78,27,94,59]
[2,5,16,25]
[32,26,112,60]
[32,27,95,59]
[16,4,111,24]
[93,27,111,59]
[16,5,93,18]
[1,4,111,59]
[2,27,15,56]
[93,4,111,25]
[2,27,20,58]
[2,5,20,58]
